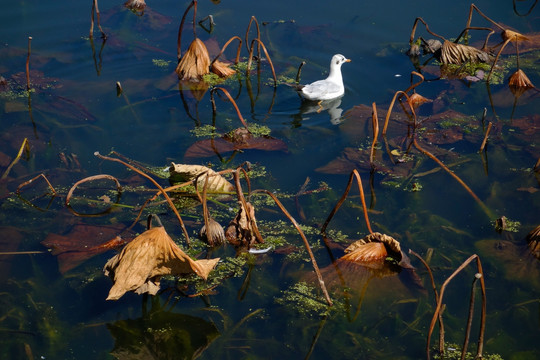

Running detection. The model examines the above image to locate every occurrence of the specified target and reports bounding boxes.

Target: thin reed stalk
[254,189,333,307]
[94,152,192,247]
[479,121,493,152]
[321,169,373,235]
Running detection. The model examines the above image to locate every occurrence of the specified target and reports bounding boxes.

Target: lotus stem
[211,87,250,130]
[211,35,242,66]
[382,91,415,135]
[26,37,32,90]
[245,16,260,56]
[246,38,277,87]
[254,189,333,307]
[426,254,486,360]
[177,0,196,61]
[94,152,192,247]
[369,102,379,169]
[321,169,373,235]
[408,17,446,45]
[90,0,107,39]
[486,38,511,82]
[16,173,56,196]
[479,121,493,152]
[1,138,29,180]
[461,273,482,360]
[295,61,306,84]
[413,137,494,220]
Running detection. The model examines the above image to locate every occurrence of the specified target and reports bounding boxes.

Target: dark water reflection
[1,0,539,359]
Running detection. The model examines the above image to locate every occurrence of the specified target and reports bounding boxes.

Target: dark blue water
[1,0,539,359]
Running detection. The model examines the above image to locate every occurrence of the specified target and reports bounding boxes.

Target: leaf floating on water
[41,224,128,273]
[103,226,219,300]
[169,163,234,193]
[184,128,288,158]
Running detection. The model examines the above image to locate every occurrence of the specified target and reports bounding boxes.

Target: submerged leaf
[103,226,219,300]
[344,232,402,263]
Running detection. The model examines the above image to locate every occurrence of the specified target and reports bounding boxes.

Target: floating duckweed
[190,124,219,138]
[246,123,272,137]
[274,282,330,317]
[432,343,503,360]
[152,59,171,68]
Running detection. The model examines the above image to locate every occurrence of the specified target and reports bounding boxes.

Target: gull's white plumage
[297,54,351,101]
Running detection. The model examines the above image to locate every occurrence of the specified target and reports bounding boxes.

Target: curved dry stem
[466,4,505,32]
[426,255,486,360]
[64,174,122,217]
[369,102,379,168]
[254,189,333,307]
[211,87,250,130]
[245,16,260,56]
[16,173,56,196]
[409,17,446,45]
[211,35,242,66]
[1,138,29,180]
[454,26,495,51]
[321,169,373,235]
[513,0,539,16]
[26,37,32,90]
[486,38,511,82]
[403,71,425,94]
[382,91,416,135]
[94,152,191,247]
[412,137,494,219]
[177,0,196,61]
[246,38,277,87]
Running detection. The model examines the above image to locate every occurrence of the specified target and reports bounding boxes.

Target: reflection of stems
[95,152,192,247]
[321,169,373,235]
[26,37,32,90]
[369,102,379,169]
[90,0,107,39]
[413,137,494,220]
[304,309,330,360]
[254,189,332,306]
[426,254,486,360]
[461,273,482,360]
[409,250,445,353]
[211,87,250,129]
[16,173,57,196]
[247,38,277,87]
[2,138,29,180]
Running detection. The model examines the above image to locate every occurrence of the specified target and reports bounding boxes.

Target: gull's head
[331,54,351,67]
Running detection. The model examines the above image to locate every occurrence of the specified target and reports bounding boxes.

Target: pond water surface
[1,0,539,359]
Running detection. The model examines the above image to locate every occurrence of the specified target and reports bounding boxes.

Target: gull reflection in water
[298,97,345,125]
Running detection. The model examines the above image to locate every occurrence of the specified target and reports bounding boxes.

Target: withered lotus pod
[124,0,146,12]
[225,201,259,247]
[342,232,402,263]
[509,69,535,97]
[104,226,219,300]
[176,38,211,81]
[199,217,226,247]
[408,92,432,109]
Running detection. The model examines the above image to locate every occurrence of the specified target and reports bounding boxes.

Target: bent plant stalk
[94,152,192,247]
[211,87,250,130]
[254,189,333,307]
[246,38,277,87]
[425,254,486,360]
[369,102,380,169]
[321,169,373,235]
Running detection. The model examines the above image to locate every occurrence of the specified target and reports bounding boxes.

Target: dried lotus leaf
[342,242,388,263]
[176,38,211,81]
[344,232,402,261]
[104,226,219,300]
[211,60,236,78]
[502,29,529,42]
[440,40,489,64]
[169,163,234,193]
